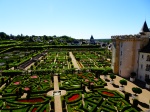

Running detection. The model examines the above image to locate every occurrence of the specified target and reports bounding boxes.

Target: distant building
[72,39,81,45]
[90,35,95,44]
[111,21,150,82]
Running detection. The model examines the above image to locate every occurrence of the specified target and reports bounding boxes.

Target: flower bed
[18,98,44,103]
[102,91,115,97]
[68,94,80,102]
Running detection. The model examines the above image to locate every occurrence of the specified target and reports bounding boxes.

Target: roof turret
[140,21,150,33]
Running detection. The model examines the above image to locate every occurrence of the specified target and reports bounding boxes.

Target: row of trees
[0,32,75,43]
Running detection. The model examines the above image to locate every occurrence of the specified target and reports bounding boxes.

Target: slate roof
[140,21,150,33]
[90,35,95,44]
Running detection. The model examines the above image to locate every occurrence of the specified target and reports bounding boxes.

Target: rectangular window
[141,64,143,69]
[121,51,122,55]
[147,55,150,61]
[146,64,150,71]
[142,55,144,59]
[145,74,149,80]
[146,64,148,71]
[121,43,123,47]
[120,61,122,65]
[120,70,121,75]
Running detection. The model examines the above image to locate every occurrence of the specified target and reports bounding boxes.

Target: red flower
[18,98,44,103]
[32,108,37,112]
[68,94,79,101]
[102,91,114,97]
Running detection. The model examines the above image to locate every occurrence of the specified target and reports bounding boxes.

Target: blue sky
[0,0,150,39]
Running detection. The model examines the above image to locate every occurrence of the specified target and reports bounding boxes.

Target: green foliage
[119,79,127,86]
[105,67,113,73]
[102,70,108,75]
[110,74,116,80]
[132,87,142,95]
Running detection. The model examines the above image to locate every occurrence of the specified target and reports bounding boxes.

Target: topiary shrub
[132,87,142,95]
[119,79,127,86]
[110,74,116,81]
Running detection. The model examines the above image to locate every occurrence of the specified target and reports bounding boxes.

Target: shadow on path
[112,84,119,88]
[105,79,110,82]
[138,101,149,109]
[126,78,146,89]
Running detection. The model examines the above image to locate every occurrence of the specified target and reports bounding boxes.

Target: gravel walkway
[100,75,150,111]
[54,75,62,112]
[69,52,80,69]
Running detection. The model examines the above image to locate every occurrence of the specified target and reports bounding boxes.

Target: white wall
[138,52,150,81]
[111,41,116,72]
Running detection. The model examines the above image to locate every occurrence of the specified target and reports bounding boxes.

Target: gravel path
[54,76,62,112]
[69,52,80,69]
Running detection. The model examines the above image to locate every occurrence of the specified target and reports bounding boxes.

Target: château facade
[111,21,150,82]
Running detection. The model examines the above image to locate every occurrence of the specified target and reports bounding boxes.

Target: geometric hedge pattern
[62,88,138,112]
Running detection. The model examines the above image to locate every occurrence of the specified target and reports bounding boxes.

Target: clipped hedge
[83,101,97,112]
[2,70,23,76]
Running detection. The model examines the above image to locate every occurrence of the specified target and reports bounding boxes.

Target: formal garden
[0,46,142,112]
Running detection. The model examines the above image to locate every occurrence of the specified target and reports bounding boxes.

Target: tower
[111,21,150,78]
[90,35,95,44]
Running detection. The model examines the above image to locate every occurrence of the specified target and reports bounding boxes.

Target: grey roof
[140,21,150,33]
[90,35,94,40]
[90,35,95,44]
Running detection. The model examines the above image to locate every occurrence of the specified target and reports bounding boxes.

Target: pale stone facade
[111,21,150,81]
[138,53,150,81]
